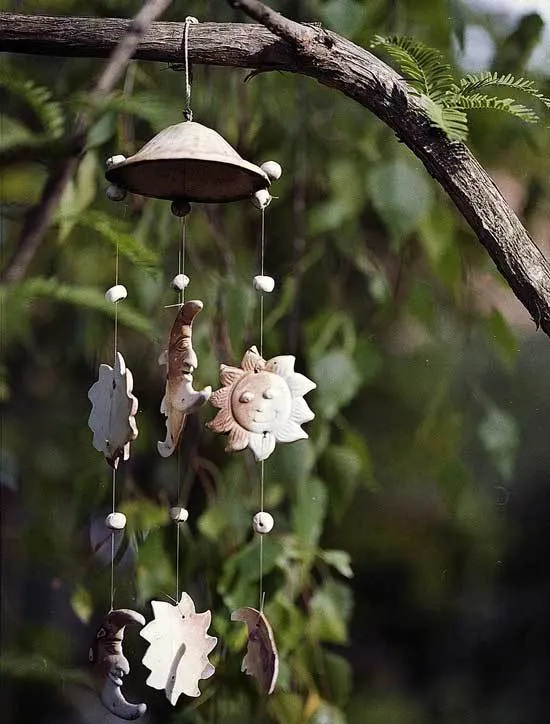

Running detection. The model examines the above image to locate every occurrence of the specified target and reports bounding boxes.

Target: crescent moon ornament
[231,607,279,695]
[158,300,212,457]
[89,609,147,720]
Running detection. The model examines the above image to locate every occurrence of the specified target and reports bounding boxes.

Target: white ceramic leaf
[140,592,217,704]
[88,352,138,468]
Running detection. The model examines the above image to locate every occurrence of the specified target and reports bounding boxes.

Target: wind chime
[86,17,315,718]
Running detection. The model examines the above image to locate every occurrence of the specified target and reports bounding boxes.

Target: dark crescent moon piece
[231,606,279,695]
[90,608,147,720]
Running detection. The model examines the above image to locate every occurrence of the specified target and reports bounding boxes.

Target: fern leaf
[74,211,160,271]
[453,72,550,111]
[447,93,541,124]
[2,278,154,339]
[420,97,469,141]
[0,70,65,139]
[371,35,455,101]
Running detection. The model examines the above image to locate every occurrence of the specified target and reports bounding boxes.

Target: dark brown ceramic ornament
[105,122,270,203]
[89,609,146,720]
[231,606,279,695]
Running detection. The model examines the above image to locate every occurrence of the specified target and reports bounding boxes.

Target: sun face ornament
[207,346,316,461]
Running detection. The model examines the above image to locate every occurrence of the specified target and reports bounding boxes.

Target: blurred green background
[1,0,549,722]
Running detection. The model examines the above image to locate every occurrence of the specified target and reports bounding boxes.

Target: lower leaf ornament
[231,606,279,695]
[88,352,139,468]
[89,609,147,720]
[140,592,217,704]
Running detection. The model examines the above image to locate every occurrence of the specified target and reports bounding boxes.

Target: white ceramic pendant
[208,346,316,461]
[140,592,217,704]
[88,352,138,468]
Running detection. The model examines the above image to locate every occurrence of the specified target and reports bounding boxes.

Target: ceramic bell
[105,121,270,203]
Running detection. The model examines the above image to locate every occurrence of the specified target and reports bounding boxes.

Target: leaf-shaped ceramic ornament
[140,592,217,704]
[88,352,138,468]
[231,606,279,694]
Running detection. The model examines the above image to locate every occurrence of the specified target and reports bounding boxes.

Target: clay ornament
[231,607,279,695]
[158,300,212,457]
[89,609,147,720]
[140,592,217,704]
[88,352,139,468]
[208,346,316,461]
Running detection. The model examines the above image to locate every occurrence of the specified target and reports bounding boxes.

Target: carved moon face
[231,371,292,434]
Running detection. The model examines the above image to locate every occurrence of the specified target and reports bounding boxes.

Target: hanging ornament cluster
[86,15,316,718]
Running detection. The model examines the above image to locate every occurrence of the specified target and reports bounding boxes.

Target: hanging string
[258,207,266,613]
[174,213,188,601]
[109,240,120,612]
[183,17,199,122]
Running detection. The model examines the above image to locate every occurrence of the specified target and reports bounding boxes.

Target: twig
[0,0,172,284]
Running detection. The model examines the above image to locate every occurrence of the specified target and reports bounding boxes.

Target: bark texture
[1,10,549,336]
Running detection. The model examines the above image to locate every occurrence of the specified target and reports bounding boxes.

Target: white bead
[105,285,128,303]
[106,184,127,202]
[252,189,272,210]
[253,275,275,293]
[171,274,190,292]
[170,506,189,523]
[106,154,126,169]
[171,200,192,217]
[260,161,282,180]
[106,512,127,530]
[253,511,274,534]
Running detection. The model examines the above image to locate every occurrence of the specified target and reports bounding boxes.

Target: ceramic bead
[171,274,190,292]
[105,285,128,303]
[253,275,275,293]
[253,511,274,534]
[260,161,282,180]
[106,512,127,530]
[106,184,127,202]
[170,506,189,523]
[252,189,272,210]
[171,200,192,217]
[106,154,126,169]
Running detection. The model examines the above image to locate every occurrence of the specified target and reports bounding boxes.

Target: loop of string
[183,17,198,121]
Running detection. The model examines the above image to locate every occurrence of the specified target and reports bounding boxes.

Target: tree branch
[0,0,172,284]
[1,8,549,338]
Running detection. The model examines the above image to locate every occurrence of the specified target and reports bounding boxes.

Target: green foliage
[0,68,65,143]
[371,35,550,140]
[2,4,548,724]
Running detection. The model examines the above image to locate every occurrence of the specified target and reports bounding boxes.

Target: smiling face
[231,371,292,434]
[208,346,316,462]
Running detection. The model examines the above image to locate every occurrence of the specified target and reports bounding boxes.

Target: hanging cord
[183,17,199,121]
[175,214,188,600]
[109,240,120,612]
[258,207,266,613]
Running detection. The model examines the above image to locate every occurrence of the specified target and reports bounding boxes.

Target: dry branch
[1,7,549,337]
